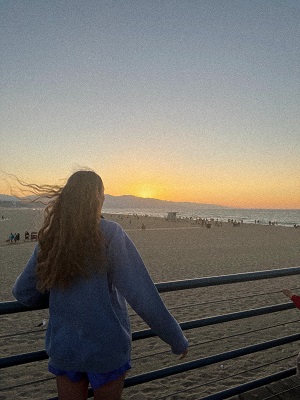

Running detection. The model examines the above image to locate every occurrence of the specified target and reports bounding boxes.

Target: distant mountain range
[103,194,224,210]
[0,193,225,211]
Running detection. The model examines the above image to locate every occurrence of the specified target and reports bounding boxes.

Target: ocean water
[103,207,300,227]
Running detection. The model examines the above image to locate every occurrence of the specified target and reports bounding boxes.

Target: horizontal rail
[0,301,48,314]
[123,333,300,388]
[2,266,300,314]
[201,367,297,400]
[156,266,300,292]
[0,302,295,369]
[132,302,295,340]
[0,350,47,368]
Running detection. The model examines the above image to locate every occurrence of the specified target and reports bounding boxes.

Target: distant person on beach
[9,232,14,243]
[282,288,300,376]
[12,170,188,400]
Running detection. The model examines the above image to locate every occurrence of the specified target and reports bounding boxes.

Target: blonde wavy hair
[24,170,106,291]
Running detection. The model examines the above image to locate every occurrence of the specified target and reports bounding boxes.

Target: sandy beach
[1,209,300,399]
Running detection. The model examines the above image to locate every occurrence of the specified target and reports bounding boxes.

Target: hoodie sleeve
[12,245,49,307]
[105,222,188,355]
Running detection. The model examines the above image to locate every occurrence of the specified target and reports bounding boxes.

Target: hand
[282,288,293,299]
[178,348,188,360]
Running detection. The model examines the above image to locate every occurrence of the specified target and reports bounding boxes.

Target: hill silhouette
[0,193,225,210]
[103,194,223,210]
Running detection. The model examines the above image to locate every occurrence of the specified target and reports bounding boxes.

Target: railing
[1,266,300,399]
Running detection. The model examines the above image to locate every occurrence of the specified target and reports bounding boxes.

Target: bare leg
[56,375,89,400]
[93,373,126,400]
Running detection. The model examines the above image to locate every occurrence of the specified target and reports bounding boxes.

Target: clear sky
[1,0,299,208]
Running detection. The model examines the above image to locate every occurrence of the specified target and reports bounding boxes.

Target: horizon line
[0,193,298,211]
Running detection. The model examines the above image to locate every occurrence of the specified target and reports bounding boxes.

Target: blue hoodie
[12,219,188,373]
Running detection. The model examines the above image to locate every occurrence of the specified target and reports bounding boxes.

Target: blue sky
[1,0,299,208]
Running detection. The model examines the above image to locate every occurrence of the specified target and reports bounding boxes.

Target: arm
[12,245,49,307]
[106,223,188,356]
[291,295,300,310]
[282,288,300,310]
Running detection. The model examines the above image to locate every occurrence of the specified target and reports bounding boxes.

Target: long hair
[31,171,106,291]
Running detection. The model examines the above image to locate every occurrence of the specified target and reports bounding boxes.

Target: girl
[12,170,188,400]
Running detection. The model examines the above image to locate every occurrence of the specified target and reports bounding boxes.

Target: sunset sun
[136,185,156,199]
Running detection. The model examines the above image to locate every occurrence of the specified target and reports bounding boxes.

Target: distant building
[167,212,178,221]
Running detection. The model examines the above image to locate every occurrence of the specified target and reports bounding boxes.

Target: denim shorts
[48,361,131,390]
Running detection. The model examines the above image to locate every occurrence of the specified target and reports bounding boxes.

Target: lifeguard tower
[167,212,177,221]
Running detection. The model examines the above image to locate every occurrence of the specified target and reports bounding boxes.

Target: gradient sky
[1,0,299,208]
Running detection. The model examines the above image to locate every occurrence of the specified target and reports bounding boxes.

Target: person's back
[12,170,188,400]
[45,251,131,373]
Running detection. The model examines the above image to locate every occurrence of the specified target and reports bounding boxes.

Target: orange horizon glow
[0,185,298,209]
[104,176,299,209]
[0,172,298,210]
[105,186,299,210]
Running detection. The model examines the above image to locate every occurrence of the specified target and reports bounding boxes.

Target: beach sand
[1,209,300,399]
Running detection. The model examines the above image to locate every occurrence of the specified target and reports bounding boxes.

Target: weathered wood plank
[228,376,300,400]
[237,386,280,400]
